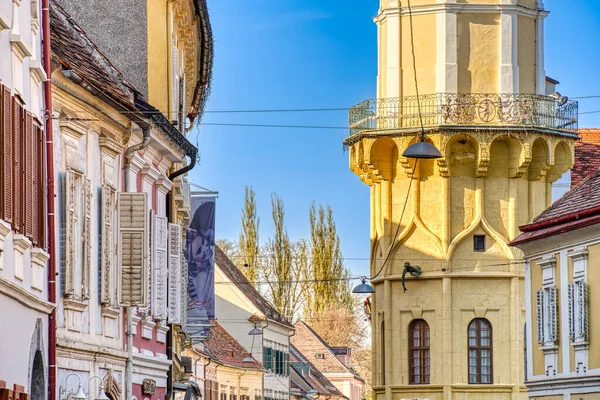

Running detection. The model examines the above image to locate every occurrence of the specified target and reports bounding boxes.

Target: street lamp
[402,136,442,159]
[248,323,263,336]
[550,92,569,107]
[60,374,110,400]
[352,277,375,294]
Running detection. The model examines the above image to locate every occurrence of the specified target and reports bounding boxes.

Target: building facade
[49,2,199,400]
[0,0,52,399]
[345,1,578,399]
[292,322,363,400]
[214,246,293,400]
[184,322,264,400]
[52,1,213,399]
[289,345,348,400]
[511,168,600,399]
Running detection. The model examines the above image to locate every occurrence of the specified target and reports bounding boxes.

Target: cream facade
[214,247,293,400]
[511,171,600,399]
[346,1,578,399]
[0,0,52,399]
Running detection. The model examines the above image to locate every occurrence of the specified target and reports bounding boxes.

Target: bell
[352,278,375,294]
[402,139,442,159]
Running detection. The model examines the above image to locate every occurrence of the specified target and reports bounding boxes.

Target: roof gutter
[518,204,600,233]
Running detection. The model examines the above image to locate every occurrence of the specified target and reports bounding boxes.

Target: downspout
[123,124,151,400]
[42,1,57,400]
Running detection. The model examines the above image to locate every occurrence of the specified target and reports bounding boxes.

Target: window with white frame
[536,285,558,346]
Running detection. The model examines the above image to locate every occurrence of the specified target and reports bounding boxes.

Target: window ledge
[13,234,32,254]
[29,59,47,83]
[63,297,88,311]
[540,344,559,352]
[10,33,32,59]
[101,305,121,319]
[572,341,589,350]
[31,248,50,267]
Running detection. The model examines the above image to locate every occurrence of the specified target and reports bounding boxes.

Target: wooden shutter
[36,123,45,248]
[147,210,154,315]
[118,192,148,306]
[100,184,116,305]
[24,111,34,238]
[549,286,558,344]
[536,289,544,344]
[152,214,169,320]
[64,169,76,296]
[82,179,92,298]
[31,119,40,246]
[168,223,182,323]
[568,283,575,340]
[13,99,23,233]
[578,282,588,341]
[2,86,13,224]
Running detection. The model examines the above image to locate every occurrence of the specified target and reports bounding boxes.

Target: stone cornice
[31,248,50,267]
[141,164,161,183]
[375,3,546,23]
[99,135,124,158]
[566,247,588,262]
[13,234,32,253]
[156,176,174,194]
[10,33,32,59]
[0,275,55,313]
[29,59,47,83]
[60,118,87,140]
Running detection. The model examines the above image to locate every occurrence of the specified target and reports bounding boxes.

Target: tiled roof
[214,246,293,327]
[50,0,138,109]
[512,167,600,245]
[572,129,600,188]
[196,321,264,370]
[290,346,347,399]
[292,321,364,382]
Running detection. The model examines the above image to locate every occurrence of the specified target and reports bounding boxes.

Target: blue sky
[190,0,600,279]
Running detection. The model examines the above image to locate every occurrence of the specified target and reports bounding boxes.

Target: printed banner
[186,195,216,341]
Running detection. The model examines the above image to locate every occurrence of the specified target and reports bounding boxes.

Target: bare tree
[239,186,260,284]
[216,239,238,260]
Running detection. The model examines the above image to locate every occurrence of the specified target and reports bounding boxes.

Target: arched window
[468,318,493,384]
[409,319,430,384]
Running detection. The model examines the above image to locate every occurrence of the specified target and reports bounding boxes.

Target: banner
[186,195,216,341]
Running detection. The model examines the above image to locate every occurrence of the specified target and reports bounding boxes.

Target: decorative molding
[156,323,169,344]
[13,234,32,281]
[0,12,9,30]
[131,314,142,335]
[0,220,11,270]
[63,298,88,312]
[141,164,161,184]
[60,118,87,140]
[30,248,49,291]
[99,136,124,158]
[29,59,46,83]
[141,318,155,340]
[10,34,33,59]
[567,247,588,262]
[376,3,546,21]
[0,275,55,313]
[156,176,174,195]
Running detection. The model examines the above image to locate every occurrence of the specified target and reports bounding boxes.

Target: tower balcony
[348,93,578,140]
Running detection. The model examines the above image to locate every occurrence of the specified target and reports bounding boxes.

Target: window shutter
[82,178,92,298]
[536,289,544,344]
[568,283,575,340]
[64,169,76,296]
[31,119,41,246]
[118,192,148,306]
[549,286,558,344]
[178,74,186,132]
[148,210,154,315]
[168,223,182,324]
[13,99,23,233]
[2,86,13,223]
[578,282,588,341]
[36,123,45,248]
[100,183,116,305]
[172,36,179,121]
[153,214,169,320]
[24,111,34,239]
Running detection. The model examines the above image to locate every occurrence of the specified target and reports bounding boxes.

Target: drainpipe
[42,0,57,399]
[123,124,151,400]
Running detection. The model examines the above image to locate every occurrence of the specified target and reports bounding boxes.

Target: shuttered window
[101,183,116,306]
[0,85,45,245]
[568,281,588,342]
[168,223,182,323]
[1,85,13,223]
[118,192,148,306]
[152,213,169,320]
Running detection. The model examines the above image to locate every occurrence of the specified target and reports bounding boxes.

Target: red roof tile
[512,167,600,245]
[198,321,264,370]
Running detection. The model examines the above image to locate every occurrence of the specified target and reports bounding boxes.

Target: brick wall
[572,129,600,189]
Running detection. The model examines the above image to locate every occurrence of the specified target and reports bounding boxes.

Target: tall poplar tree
[305,202,352,314]
[239,186,260,284]
[263,194,309,321]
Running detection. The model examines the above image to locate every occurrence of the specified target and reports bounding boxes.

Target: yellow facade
[348,1,577,399]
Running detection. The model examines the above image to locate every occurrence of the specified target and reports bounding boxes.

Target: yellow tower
[346,1,578,399]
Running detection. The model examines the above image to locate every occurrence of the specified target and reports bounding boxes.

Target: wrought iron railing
[348,93,578,136]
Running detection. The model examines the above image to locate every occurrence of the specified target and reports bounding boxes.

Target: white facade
[214,259,293,400]
[0,1,51,399]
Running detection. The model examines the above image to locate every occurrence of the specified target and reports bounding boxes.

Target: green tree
[239,186,260,284]
[263,194,309,321]
[305,202,352,314]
